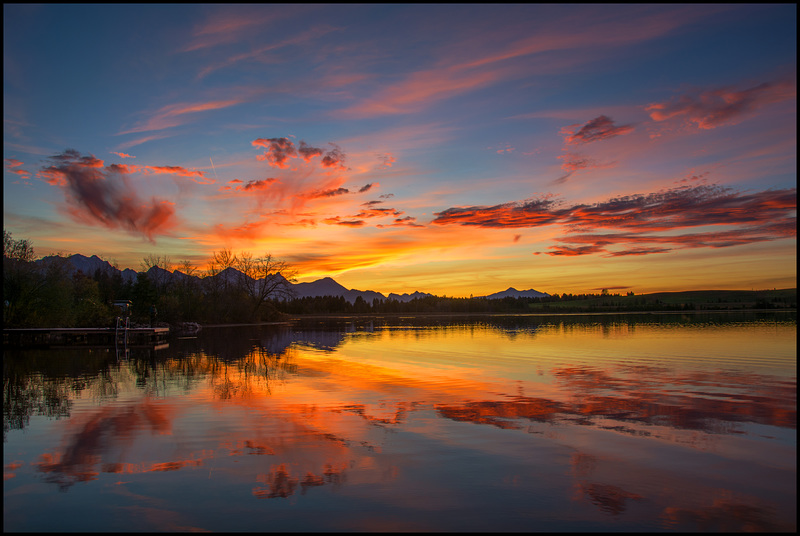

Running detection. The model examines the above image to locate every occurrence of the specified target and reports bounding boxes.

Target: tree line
[4,230,794,328]
[3,230,296,328]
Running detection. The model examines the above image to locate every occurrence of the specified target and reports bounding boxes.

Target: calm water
[4,313,796,532]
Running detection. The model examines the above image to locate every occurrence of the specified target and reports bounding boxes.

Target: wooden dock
[3,327,170,348]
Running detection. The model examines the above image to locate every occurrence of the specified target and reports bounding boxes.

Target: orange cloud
[105,163,141,175]
[434,184,797,256]
[40,150,178,242]
[145,165,213,184]
[4,158,30,179]
[111,151,135,159]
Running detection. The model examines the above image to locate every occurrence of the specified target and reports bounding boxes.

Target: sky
[3,4,796,297]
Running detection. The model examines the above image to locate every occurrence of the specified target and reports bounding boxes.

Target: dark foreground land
[522,288,797,313]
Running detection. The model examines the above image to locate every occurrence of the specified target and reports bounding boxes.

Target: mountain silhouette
[34,254,547,303]
[479,287,550,299]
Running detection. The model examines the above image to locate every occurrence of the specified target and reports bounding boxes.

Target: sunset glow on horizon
[3,4,796,297]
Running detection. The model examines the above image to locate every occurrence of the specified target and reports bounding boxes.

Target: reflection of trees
[3,347,120,441]
[4,326,307,436]
[3,371,72,442]
[253,462,348,499]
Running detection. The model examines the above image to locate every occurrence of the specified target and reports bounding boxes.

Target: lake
[4,312,796,532]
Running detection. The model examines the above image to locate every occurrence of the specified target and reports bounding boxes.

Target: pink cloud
[562,115,634,145]
[333,7,719,120]
[182,10,278,52]
[646,79,796,129]
[119,98,248,135]
[334,67,502,118]
[111,152,135,159]
[555,153,615,184]
[195,24,339,80]
[377,154,396,168]
[117,133,174,150]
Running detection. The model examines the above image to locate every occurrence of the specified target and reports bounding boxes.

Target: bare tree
[210,248,238,291]
[234,252,297,319]
[176,259,198,278]
[140,253,173,293]
[212,248,237,270]
[3,230,35,262]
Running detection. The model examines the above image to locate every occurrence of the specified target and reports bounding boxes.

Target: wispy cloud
[104,163,213,184]
[555,153,613,184]
[144,165,213,184]
[562,115,634,145]
[195,24,340,80]
[333,6,723,119]
[119,98,249,135]
[549,220,796,257]
[180,9,280,52]
[553,115,631,183]
[334,66,504,119]
[646,79,796,130]
[116,133,175,150]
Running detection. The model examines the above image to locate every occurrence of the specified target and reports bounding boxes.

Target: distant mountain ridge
[33,253,548,303]
[478,287,549,299]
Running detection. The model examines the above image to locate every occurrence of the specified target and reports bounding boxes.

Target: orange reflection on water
[16,320,795,532]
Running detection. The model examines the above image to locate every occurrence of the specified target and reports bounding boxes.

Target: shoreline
[202,308,797,327]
